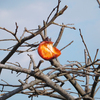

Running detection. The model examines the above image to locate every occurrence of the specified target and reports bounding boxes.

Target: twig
[46,0,61,24]
[43,21,47,39]
[0,24,19,42]
[67,60,82,67]
[15,22,18,36]
[65,63,81,68]
[79,29,95,69]
[0,27,15,35]
[54,77,64,84]
[52,22,76,30]
[1,85,4,92]
[58,5,68,15]
[53,24,65,47]
[20,28,26,41]
[0,39,16,41]
[79,59,100,70]
[60,41,73,51]
[1,79,9,85]
[26,60,32,83]
[0,48,35,53]
[90,65,100,98]
[93,49,99,62]
[38,25,45,40]
[7,44,16,49]
[36,60,44,69]
[27,54,37,69]
[56,0,61,14]
[94,85,100,96]
[25,27,35,35]
[47,69,56,76]
[20,43,39,47]
[84,49,87,66]
[75,94,92,100]
[46,7,56,24]
[84,49,89,93]
[7,62,22,68]
[85,58,90,93]
[18,79,25,85]
[0,83,21,87]
[46,93,66,100]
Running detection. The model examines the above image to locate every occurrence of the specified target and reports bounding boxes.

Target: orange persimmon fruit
[38,41,61,60]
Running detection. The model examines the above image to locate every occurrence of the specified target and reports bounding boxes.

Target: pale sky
[0,0,100,100]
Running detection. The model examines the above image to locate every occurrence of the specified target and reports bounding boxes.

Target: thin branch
[1,79,9,85]
[93,49,99,62]
[52,22,76,30]
[56,0,61,14]
[43,21,47,39]
[46,0,61,24]
[0,23,19,42]
[60,41,73,51]
[0,27,15,35]
[67,60,82,67]
[84,49,87,66]
[20,28,26,41]
[85,58,90,93]
[46,94,66,100]
[36,60,44,69]
[24,27,35,35]
[0,48,35,53]
[0,83,20,87]
[27,54,37,69]
[14,22,18,36]
[94,85,100,96]
[38,25,45,40]
[25,60,32,83]
[90,65,100,98]
[0,39,16,41]
[79,29,95,69]
[79,59,100,70]
[53,24,65,47]
[7,62,22,68]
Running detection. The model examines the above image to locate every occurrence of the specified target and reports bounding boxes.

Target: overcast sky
[0,0,100,100]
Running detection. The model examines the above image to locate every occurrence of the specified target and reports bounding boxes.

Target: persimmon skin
[38,41,61,60]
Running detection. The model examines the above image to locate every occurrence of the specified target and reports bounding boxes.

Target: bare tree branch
[0,1,99,100]
[0,64,74,100]
[79,29,95,69]
[60,41,73,51]
[50,59,90,99]
[0,5,68,74]
[90,65,100,98]
[53,24,65,47]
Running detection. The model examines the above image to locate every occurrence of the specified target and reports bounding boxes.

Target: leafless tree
[0,0,100,100]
